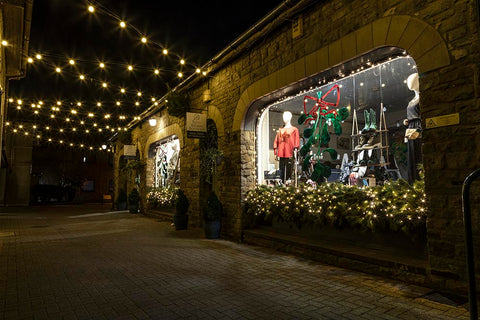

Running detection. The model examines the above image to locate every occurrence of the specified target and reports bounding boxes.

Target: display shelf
[350,103,390,185]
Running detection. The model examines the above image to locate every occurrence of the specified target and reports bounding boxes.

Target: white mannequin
[283,111,292,128]
[407,73,419,104]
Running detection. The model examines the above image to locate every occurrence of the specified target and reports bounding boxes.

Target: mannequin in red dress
[274,111,300,183]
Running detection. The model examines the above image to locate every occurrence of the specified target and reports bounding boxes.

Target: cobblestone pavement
[0,205,470,319]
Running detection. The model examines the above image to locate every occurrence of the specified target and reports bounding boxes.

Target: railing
[462,168,480,320]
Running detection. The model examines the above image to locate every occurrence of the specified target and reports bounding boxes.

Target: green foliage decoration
[243,179,427,235]
[146,187,178,209]
[175,189,190,215]
[204,191,223,221]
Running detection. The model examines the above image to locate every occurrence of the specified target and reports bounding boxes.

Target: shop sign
[123,144,136,157]
[425,113,460,129]
[292,14,303,39]
[186,112,206,138]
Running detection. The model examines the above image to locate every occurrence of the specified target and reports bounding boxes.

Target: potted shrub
[203,191,223,239]
[128,188,140,213]
[174,189,189,230]
[116,189,127,210]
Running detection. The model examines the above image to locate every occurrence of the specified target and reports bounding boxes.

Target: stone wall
[115,0,480,283]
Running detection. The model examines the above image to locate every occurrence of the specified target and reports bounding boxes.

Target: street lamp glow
[1,40,8,46]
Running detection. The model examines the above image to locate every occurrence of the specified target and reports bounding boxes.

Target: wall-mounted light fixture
[149,118,157,127]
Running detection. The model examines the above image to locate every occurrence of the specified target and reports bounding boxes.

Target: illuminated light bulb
[72,128,77,132]
[38,101,43,105]
[36,135,40,138]
[70,143,73,147]
[154,102,158,106]
[120,88,125,93]
[79,74,85,80]
[106,125,110,129]
[34,110,39,114]
[50,114,55,118]
[93,123,97,127]
[59,129,64,132]
[151,97,156,102]
[71,110,77,114]
[96,102,102,107]
[88,5,95,13]
[127,65,133,71]
[162,49,168,55]
[66,118,70,122]
[202,71,207,76]
[98,128,103,132]
[55,67,61,73]
[86,129,89,133]
[8,98,13,103]
[35,54,42,60]
[31,103,35,108]
[13,129,17,133]
[48,138,52,142]
[80,144,84,148]
[135,101,140,106]
[27,57,34,63]
[119,21,126,28]
[5,122,9,126]
[1,40,7,46]
[99,62,105,68]
[17,99,22,105]
[154,69,160,75]
[102,82,107,88]
[104,114,110,119]
[77,102,82,107]
[69,59,75,65]
[88,113,94,117]
[46,126,50,130]
[19,125,23,129]
[180,59,185,65]
[360,82,364,86]
[196,68,201,74]
[178,72,183,78]
[123,128,127,131]
[116,101,121,106]
[57,101,62,106]
[137,91,142,97]
[89,147,93,150]
[111,128,115,132]
[141,37,147,43]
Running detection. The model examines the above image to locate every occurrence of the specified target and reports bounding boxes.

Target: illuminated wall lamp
[149,118,157,127]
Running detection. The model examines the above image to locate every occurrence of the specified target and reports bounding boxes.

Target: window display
[257,55,421,187]
[153,136,180,188]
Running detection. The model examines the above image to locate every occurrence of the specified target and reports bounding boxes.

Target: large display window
[153,136,180,188]
[257,55,421,187]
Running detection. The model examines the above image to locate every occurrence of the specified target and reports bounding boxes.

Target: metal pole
[462,168,480,320]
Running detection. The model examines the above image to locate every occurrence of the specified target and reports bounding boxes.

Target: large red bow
[301,84,341,124]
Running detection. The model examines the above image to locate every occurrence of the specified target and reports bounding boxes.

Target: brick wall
[115,0,480,282]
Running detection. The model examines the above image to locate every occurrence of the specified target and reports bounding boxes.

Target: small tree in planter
[203,191,223,239]
[116,189,127,210]
[128,188,140,213]
[174,189,189,230]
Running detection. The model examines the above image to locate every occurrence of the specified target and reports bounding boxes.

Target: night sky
[8,0,283,147]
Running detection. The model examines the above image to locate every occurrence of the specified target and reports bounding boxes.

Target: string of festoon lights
[8,97,157,118]
[5,124,117,152]
[84,1,209,79]
[6,119,131,135]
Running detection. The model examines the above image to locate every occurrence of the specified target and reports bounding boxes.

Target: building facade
[118,0,480,289]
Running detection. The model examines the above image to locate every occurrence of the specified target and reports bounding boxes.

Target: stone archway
[232,15,450,133]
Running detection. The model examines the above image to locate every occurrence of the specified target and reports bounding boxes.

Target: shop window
[151,136,180,188]
[257,54,421,187]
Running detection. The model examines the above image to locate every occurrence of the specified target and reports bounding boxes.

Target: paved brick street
[0,205,470,319]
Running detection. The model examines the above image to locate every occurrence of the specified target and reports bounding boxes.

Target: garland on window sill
[243,179,426,235]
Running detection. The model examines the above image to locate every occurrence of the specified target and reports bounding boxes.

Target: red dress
[274,126,300,158]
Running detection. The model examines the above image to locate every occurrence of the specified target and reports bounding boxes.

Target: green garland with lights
[244,179,426,235]
[146,187,178,209]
